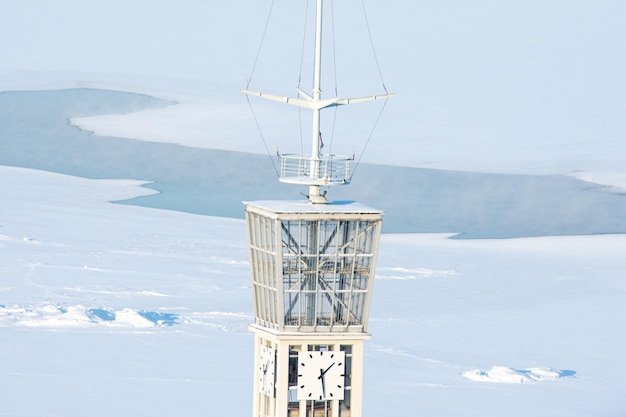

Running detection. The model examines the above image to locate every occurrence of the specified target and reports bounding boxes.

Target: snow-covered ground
[1,1,626,416]
[2,166,625,416]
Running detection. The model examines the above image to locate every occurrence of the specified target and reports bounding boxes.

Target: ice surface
[2,166,625,417]
[462,366,576,384]
[1,1,625,188]
[1,1,626,416]
[3,89,626,238]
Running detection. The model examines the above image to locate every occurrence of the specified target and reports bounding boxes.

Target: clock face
[259,345,275,396]
[297,350,345,401]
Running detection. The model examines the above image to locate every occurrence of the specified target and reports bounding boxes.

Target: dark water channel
[2,88,626,238]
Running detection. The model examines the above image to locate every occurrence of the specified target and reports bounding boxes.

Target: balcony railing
[278,154,352,186]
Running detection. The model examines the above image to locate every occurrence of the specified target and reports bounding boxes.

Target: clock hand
[318,368,326,398]
[320,362,335,376]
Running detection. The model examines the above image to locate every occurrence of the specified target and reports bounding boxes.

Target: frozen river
[2,88,626,238]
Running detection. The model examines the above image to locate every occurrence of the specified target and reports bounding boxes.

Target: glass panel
[287,390,300,417]
[340,345,353,388]
[279,217,381,329]
[247,212,281,327]
[307,400,332,417]
[289,345,301,386]
[339,390,351,417]
[339,345,352,417]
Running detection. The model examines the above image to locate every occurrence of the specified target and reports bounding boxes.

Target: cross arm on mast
[332,93,395,106]
[241,89,394,111]
[241,89,310,107]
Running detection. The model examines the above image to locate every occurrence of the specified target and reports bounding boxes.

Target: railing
[278,154,352,186]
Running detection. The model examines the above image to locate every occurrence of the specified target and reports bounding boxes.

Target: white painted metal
[245,204,383,334]
[241,0,393,203]
[309,0,324,202]
[245,1,387,417]
[250,326,369,417]
[246,208,383,416]
[241,89,393,111]
[278,153,352,186]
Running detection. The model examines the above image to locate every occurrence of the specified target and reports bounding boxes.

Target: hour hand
[318,368,326,398]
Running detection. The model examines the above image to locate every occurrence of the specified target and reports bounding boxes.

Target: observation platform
[278,154,353,186]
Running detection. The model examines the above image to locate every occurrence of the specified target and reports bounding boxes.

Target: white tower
[243,1,391,417]
[246,201,382,417]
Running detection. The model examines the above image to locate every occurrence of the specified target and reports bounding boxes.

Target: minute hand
[320,362,335,376]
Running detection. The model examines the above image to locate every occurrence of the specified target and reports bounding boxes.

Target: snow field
[2,165,625,416]
[1,1,626,414]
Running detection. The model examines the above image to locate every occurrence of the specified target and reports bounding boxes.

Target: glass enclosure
[247,205,382,333]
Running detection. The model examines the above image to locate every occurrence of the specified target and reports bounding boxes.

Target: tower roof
[244,200,384,216]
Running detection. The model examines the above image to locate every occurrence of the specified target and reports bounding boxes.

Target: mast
[241,0,393,204]
[309,0,324,201]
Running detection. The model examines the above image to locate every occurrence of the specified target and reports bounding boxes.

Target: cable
[245,95,280,178]
[246,0,276,89]
[360,0,389,93]
[297,0,310,154]
[350,97,390,180]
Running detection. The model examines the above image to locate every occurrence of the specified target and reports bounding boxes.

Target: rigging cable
[351,0,391,179]
[244,0,280,178]
[246,0,275,89]
[350,97,389,180]
[360,0,389,93]
[245,95,280,177]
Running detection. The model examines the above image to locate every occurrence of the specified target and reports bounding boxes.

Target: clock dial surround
[297,350,345,401]
[259,345,276,396]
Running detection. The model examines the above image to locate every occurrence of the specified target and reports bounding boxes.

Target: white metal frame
[241,0,393,203]
[278,154,352,186]
[251,326,369,417]
[246,204,382,334]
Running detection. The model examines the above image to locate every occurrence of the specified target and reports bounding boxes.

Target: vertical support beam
[349,341,365,417]
[331,344,340,417]
[252,335,262,417]
[359,220,382,333]
[276,218,286,330]
[306,220,319,325]
[269,340,277,417]
[275,339,290,417]
[299,399,307,417]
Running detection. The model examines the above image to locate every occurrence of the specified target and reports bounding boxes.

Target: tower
[246,200,382,417]
[243,1,391,416]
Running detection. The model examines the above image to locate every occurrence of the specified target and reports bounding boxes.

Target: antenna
[242,0,393,203]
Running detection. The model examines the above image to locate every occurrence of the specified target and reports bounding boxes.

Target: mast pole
[309,0,324,201]
[241,0,392,202]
